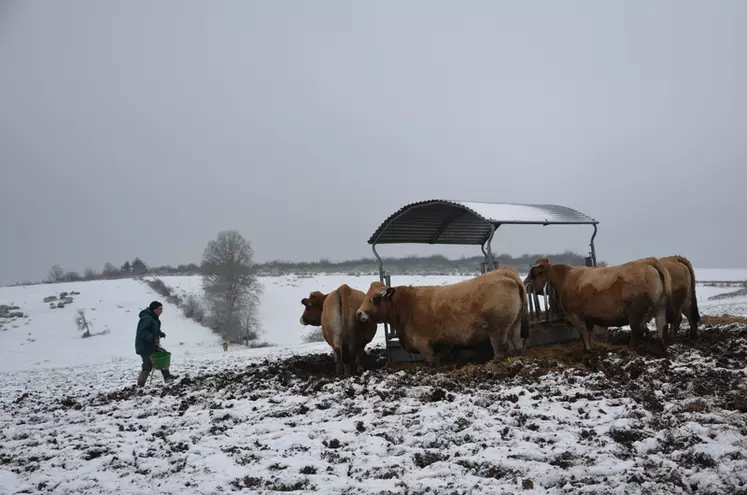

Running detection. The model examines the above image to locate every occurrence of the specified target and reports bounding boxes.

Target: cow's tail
[649,258,675,323]
[501,270,530,340]
[338,284,357,368]
[674,255,701,324]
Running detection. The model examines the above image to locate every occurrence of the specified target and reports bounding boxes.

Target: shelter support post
[483,224,498,271]
[372,244,385,283]
[372,244,397,360]
[589,224,598,267]
[480,244,488,274]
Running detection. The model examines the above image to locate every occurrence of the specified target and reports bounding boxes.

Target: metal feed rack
[366,199,600,364]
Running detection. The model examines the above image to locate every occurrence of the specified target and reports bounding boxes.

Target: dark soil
[4,323,746,494]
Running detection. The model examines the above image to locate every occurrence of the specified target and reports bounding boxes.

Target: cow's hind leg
[667,309,683,344]
[333,347,344,376]
[652,307,669,357]
[683,298,699,340]
[627,298,651,350]
[509,318,525,356]
[488,324,512,362]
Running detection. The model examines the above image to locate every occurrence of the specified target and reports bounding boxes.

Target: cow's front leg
[418,342,441,368]
[565,314,593,352]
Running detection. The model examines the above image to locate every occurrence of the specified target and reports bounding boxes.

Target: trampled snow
[1,269,746,494]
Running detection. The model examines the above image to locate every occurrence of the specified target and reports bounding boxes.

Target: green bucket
[150,351,171,370]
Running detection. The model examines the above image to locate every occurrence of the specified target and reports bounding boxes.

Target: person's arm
[143,319,159,346]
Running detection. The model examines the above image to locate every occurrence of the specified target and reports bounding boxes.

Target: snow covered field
[1,269,747,494]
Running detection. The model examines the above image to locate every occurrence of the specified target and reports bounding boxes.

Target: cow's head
[526,258,551,291]
[523,269,544,295]
[356,281,395,324]
[299,291,326,326]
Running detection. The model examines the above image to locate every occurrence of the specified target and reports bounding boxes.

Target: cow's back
[326,284,377,350]
[320,287,344,350]
[561,261,666,313]
[402,272,522,345]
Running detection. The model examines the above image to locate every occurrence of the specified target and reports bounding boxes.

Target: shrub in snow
[43,296,57,303]
[182,294,206,323]
[146,278,182,306]
[0,305,23,319]
[74,309,92,338]
[302,327,325,343]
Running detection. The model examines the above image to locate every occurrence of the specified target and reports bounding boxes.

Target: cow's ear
[301,298,309,306]
[384,287,396,298]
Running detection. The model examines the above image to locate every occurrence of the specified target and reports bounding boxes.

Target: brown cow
[299,284,378,376]
[525,257,675,353]
[355,268,530,366]
[658,255,700,341]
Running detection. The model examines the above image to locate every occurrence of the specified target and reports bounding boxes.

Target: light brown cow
[355,267,530,366]
[299,284,378,376]
[658,255,700,341]
[525,257,675,354]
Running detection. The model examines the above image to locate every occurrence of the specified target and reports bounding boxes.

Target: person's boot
[137,370,150,387]
[161,368,177,383]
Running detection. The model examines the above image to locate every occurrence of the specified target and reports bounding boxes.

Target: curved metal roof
[368,199,598,245]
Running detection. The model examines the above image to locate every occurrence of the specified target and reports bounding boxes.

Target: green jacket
[135,308,164,356]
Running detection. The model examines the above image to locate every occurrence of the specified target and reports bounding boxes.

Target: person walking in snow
[135,301,176,387]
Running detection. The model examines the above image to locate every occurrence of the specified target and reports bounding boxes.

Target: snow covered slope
[1,269,745,374]
[0,278,223,374]
[1,268,746,494]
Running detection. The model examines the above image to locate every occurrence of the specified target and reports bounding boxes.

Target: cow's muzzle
[356,311,369,323]
[299,316,307,325]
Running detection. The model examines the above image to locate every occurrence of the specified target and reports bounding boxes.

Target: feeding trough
[365,199,602,364]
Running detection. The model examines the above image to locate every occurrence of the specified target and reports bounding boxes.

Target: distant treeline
[255,251,601,276]
[9,251,599,287]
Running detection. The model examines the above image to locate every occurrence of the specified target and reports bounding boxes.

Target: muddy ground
[2,324,747,494]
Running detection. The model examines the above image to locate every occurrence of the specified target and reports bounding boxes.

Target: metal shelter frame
[366,199,600,362]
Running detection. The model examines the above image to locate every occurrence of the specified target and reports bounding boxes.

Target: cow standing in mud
[525,257,675,355]
[355,268,530,367]
[658,255,701,341]
[299,284,378,376]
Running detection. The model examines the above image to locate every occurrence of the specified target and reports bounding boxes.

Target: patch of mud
[5,323,747,494]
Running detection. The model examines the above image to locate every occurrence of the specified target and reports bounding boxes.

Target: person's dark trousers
[137,353,175,387]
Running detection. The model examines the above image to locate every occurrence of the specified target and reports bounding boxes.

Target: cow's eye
[372,295,381,306]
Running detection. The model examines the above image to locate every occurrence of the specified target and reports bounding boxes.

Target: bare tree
[201,230,263,343]
[62,271,81,282]
[49,264,64,283]
[83,267,98,280]
[102,262,119,279]
[74,309,92,338]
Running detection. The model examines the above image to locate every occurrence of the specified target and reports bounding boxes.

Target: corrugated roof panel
[454,201,597,225]
[367,199,598,245]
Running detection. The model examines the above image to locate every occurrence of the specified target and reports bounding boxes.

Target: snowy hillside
[0,278,223,374]
[1,269,746,374]
[1,268,746,493]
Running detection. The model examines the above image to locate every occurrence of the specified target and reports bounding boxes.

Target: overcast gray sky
[1,0,745,285]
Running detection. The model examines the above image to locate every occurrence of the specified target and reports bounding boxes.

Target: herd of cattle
[299,255,700,375]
